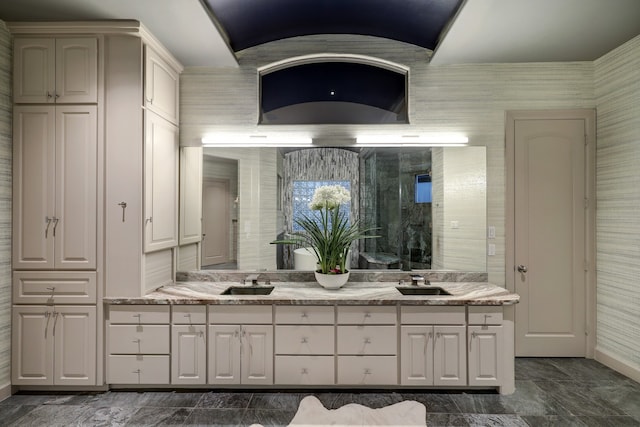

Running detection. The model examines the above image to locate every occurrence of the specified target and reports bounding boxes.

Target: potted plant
[273,185,378,289]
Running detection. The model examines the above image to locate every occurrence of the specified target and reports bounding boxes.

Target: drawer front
[13,271,97,304]
[468,306,503,325]
[275,325,334,355]
[275,305,334,325]
[337,356,398,385]
[172,305,207,324]
[109,305,170,324]
[401,306,465,325]
[337,306,396,325]
[108,355,170,384]
[337,326,397,355]
[275,356,334,385]
[209,305,272,324]
[109,325,170,354]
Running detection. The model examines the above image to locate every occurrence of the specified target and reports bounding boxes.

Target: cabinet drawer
[337,306,396,325]
[275,305,334,325]
[13,271,97,304]
[209,305,272,324]
[337,326,397,355]
[275,325,334,355]
[108,355,170,384]
[468,306,503,325]
[401,306,465,325]
[172,305,207,324]
[275,356,334,385]
[337,356,397,385]
[109,305,170,324]
[109,325,169,354]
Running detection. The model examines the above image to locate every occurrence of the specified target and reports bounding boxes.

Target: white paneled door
[509,111,595,356]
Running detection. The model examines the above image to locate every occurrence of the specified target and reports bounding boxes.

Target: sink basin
[221,286,274,295]
[396,286,452,296]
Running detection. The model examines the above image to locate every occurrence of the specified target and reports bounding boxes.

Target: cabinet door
[179,146,203,245]
[54,306,96,386]
[241,325,274,385]
[172,325,206,385]
[468,325,504,386]
[400,326,434,385]
[208,325,241,384]
[13,38,55,103]
[12,306,54,385]
[144,111,179,253]
[145,46,179,124]
[55,38,98,103]
[433,325,466,386]
[12,106,56,269]
[55,106,97,269]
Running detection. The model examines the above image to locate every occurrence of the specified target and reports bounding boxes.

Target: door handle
[517,265,528,273]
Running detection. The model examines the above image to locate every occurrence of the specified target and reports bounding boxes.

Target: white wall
[594,34,640,377]
[0,20,11,392]
[180,34,595,285]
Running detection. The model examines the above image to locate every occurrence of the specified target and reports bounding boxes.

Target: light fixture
[202,134,313,147]
[355,134,468,147]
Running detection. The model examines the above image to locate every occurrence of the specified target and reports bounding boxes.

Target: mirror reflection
[200,146,486,272]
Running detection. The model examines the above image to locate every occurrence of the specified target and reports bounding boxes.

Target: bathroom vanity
[104,278,519,394]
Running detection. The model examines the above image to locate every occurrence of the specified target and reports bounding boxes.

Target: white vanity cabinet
[12,305,96,386]
[208,306,273,385]
[172,306,207,385]
[336,306,398,385]
[12,105,97,270]
[13,37,98,104]
[274,305,335,385]
[107,305,170,384]
[144,45,179,125]
[400,306,466,386]
[467,306,504,386]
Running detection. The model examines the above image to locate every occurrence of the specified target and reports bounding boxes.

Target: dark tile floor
[0,358,638,426]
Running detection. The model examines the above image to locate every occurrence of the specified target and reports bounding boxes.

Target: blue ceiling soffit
[204,0,464,52]
[260,62,408,125]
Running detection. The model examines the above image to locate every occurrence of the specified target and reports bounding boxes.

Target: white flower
[308,185,350,210]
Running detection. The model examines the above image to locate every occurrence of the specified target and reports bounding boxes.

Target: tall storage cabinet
[10,28,100,387]
[104,32,182,298]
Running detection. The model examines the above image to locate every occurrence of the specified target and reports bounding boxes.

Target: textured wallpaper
[0,20,11,389]
[594,34,640,371]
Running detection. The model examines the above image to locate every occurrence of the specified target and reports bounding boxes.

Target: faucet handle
[410,275,426,286]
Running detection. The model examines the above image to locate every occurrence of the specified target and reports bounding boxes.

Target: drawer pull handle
[132,339,141,343]
[301,312,308,318]
[364,313,371,318]
[301,337,308,344]
[364,338,371,344]
[364,369,372,375]
[301,368,308,375]
[132,369,141,374]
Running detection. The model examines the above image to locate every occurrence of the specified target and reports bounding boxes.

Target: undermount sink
[396,286,452,296]
[221,286,274,295]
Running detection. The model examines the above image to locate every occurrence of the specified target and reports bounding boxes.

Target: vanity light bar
[202,135,313,147]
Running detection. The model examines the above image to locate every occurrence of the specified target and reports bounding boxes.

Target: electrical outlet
[488,243,496,256]
[451,220,459,229]
[488,226,496,239]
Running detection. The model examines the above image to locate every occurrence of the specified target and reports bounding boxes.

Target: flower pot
[314,271,350,289]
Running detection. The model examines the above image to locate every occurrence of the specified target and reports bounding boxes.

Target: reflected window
[292,180,351,231]
[415,173,432,203]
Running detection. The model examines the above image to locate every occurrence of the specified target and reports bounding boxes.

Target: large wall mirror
[191,145,487,272]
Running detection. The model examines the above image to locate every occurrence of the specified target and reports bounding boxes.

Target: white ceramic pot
[314,271,350,289]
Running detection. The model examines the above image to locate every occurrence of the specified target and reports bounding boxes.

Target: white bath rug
[283,395,427,426]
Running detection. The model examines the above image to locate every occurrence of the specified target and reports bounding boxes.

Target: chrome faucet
[410,274,427,286]
[243,273,270,286]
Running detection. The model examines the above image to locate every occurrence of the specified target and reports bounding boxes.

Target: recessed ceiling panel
[260,61,407,124]
[204,0,463,52]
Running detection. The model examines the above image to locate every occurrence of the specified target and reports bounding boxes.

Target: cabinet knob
[364,338,371,344]
[364,369,372,375]
[301,368,308,375]
[301,312,308,318]
[301,337,308,344]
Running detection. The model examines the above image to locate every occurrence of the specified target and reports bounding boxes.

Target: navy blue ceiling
[204,0,463,52]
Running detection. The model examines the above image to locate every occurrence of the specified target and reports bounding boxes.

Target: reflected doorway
[202,156,239,269]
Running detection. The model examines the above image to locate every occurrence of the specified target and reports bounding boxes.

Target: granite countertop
[104,281,519,306]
